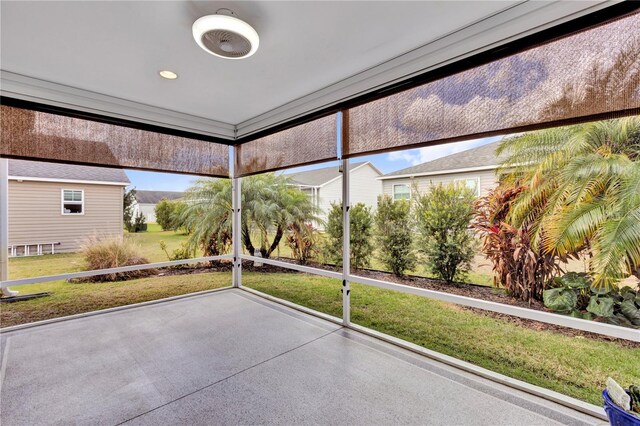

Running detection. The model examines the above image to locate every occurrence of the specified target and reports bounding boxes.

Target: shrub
[170,201,190,233]
[156,199,189,232]
[123,188,137,232]
[374,195,416,276]
[473,182,561,302]
[79,236,153,282]
[286,223,319,264]
[132,211,147,232]
[414,183,476,283]
[155,199,174,230]
[159,240,193,268]
[324,202,373,269]
[543,272,640,328]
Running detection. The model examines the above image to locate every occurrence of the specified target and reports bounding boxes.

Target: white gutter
[378,164,499,180]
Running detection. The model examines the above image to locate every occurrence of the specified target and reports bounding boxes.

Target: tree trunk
[242,223,255,256]
[266,225,284,259]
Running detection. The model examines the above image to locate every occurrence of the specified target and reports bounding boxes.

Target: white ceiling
[0,1,617,140]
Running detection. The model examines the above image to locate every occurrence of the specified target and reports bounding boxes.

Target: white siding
[317,179,341,229]
[381,169,498,199]
[139,204,157,223]
[315,164,382,229]
[350,163,383,211]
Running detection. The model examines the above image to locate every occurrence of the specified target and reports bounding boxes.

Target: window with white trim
[392,184,411,201]
[62,189,84,215]
[454,178,480,197]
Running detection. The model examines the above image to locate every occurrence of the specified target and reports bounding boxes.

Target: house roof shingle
[8,159,130,184]
[382,141,504,178]
[286,162,370,187]
[135,190,184,204]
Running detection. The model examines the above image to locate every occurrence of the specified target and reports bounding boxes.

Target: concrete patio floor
[1,288,602,425]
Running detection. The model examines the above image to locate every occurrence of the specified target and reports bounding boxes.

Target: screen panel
[236,114,338,177]
[344,11,640,157]
[0,105,230,177]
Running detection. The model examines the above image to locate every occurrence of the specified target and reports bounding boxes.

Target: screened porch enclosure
[0,289,604,426]
[1,2,639,425]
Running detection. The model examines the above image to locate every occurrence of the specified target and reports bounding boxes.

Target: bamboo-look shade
[343,12,640,158]
[236,114,338,177]
[0,105,230,177]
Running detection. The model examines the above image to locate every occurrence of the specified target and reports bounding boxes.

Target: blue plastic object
[603,390,640,426]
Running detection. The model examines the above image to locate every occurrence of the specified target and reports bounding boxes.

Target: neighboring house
[8,159,129,255]
[379,141,505,200]
[287,161,383,228]
[133,190,184,223]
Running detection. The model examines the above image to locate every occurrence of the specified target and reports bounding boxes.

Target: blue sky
[124,136,502,191]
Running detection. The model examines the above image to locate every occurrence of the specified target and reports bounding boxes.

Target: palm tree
[180,178,232,256]
[498,116,640,288]
[180,173,319,259]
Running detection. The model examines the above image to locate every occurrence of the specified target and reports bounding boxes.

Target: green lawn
[242,272,639,406]
[1,272,230,327]
[8,223,192,280]
[2,260,636,406]
[5,225,635,406]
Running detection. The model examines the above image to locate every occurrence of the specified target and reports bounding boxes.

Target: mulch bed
[347,268,638,348]
[86,258,638,347]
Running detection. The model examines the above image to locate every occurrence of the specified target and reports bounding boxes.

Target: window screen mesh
[344,12,640,158]
[0,105,230,177]
[236,114,338,177]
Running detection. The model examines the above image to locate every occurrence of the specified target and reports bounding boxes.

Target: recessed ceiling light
[192,10,259,59]
[159,70,178,80]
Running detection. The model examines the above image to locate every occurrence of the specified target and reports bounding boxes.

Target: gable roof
[8,159,130,184]
[135,190,184,204]
[381,141,504,179]
[286,162,380,187]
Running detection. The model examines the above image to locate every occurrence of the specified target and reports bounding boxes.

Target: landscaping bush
[155,199,174,231]
[156,199,189,232]
[170,201,190,233]
[286,222,319,265]
[543,272,640,328]
[79,236,153,282]
[374,195,416,276]
[414,183,476,283]
[324,202,373,269]
[159,240,194,269]
[123,188,136,229]
[473,183,561,302]
[132,211,147,232]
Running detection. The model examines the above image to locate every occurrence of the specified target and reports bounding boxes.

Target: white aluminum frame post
[342,158,350,326]
[1,159,17,297]
[231,148,242,288]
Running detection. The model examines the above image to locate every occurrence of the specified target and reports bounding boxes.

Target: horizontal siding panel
[8,180,124,252]
[382,169,499,198]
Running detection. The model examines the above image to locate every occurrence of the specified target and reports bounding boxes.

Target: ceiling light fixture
[159,70,178,80]
[192,9,259,59]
